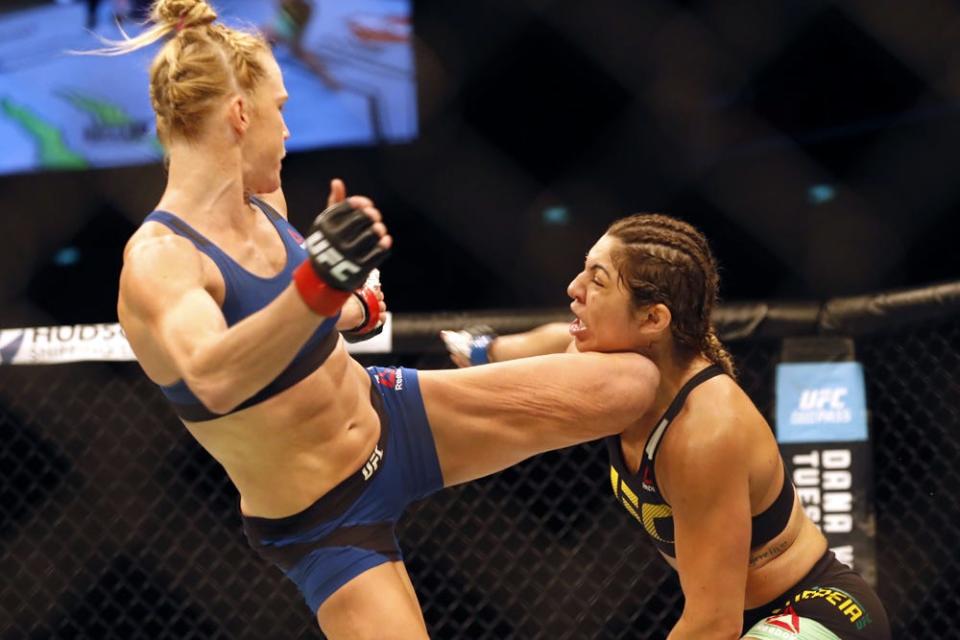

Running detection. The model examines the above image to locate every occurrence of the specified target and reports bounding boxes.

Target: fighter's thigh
[419,352,654,487]
[317,561,428,640]
[392,561,423,616]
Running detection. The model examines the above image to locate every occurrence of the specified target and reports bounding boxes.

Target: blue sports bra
[142,196,340,422]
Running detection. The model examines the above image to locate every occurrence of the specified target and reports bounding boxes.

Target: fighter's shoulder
[123,221,198,264]
[655,377,759,504]
[693,368,756,407]
[121,223,206,293]
[671,374,759,455]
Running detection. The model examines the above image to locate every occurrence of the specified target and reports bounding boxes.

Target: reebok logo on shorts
[765,606,801,633]
[376,368,403,391]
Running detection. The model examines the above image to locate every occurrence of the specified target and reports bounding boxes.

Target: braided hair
[606,214,736,378]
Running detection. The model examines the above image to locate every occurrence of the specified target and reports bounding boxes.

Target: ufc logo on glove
[305,231,362,283]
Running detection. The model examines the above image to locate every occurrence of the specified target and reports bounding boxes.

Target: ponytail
[75,0,218,57]
[703,327,736,379]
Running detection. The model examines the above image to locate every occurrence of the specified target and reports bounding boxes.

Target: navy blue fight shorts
[242,367,443,614]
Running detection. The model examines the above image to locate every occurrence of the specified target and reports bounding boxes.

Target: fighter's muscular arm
[661,408,752,640]
[120,184,389,414]
[119,234,328,415]
[444,322,573,367]
[490,323,573,361]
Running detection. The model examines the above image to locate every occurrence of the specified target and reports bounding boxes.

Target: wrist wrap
[293,260,352,316]
[469,334,495,365]
[347,287,381,334]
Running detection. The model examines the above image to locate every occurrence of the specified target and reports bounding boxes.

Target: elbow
[720,625,743,640]
[195,388,238,416]
[181,369,242,416]
[717,624,743,640]
[671,616,742,640]
[705,631,741,640]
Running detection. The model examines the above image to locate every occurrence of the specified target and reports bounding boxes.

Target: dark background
[1,0,958,331]
[2,3,959,638]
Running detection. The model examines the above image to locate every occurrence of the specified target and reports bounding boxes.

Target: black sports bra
[606,364,795,558]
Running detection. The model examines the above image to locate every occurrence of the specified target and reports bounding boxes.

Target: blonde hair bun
[149,0,218,31]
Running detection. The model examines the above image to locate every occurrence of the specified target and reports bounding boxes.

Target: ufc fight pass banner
[775,362,877,586]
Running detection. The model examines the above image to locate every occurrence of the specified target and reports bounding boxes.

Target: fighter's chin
[570,334,597,353]
[571,335,634,355]
[573,341,595,353]
[258,175,282,195]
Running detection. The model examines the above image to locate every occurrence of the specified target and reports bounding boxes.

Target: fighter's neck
[649,352,714,410]
[159,147,251,228]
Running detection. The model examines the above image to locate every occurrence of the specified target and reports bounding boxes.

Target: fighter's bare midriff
[120,219,382,520]
[183,345,381,519]
[659,493,828,608]
[741,502,828,607]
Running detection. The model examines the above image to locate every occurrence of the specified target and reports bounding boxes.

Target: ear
[634,302,672,334]
[227,94,249,136]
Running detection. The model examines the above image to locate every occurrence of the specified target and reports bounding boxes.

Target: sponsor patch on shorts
[745,608,842,640]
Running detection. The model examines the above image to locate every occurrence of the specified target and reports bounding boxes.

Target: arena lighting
[52,247,81,267]
[808,184,837,205]
[542,206,571,226]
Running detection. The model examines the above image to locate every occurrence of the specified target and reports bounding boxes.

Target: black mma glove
[293,201,390,315]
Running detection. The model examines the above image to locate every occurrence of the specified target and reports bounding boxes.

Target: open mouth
[569,316,588,337]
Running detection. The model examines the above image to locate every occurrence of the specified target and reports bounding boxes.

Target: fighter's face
[240,53,290,195]
[567,234,647,353]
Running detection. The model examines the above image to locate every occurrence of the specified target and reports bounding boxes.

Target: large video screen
[0,0,416,175]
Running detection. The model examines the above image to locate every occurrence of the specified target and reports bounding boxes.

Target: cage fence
[1,284,959,639]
